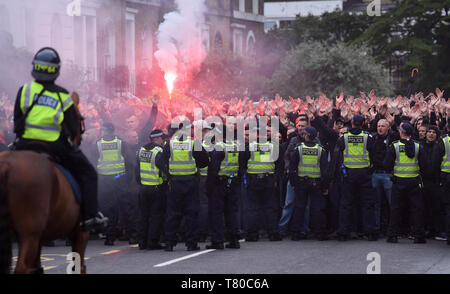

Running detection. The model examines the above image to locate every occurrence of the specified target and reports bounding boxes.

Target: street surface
[11,237,450,274]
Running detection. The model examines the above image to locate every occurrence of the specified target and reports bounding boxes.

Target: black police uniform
[206,144,243,248]
[384,139,427,242]
[334,128,377,240]
[159,134,209,250]
[136,142,167,250]
[289,141,330,240]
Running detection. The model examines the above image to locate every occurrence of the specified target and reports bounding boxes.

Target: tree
[355,0,450,95]
[270,41,394,98]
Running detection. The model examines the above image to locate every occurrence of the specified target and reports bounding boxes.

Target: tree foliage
[354,0,450,95]
[271,41,394,98]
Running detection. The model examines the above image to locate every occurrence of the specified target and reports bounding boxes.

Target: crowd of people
[2,86,450,249]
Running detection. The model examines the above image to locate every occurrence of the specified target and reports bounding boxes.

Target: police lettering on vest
[393,141,420,178]
[97,137,125,176]
[19,81,73,142]
[169,136,197,176]
[218,142,239,177]
[343,132,370,169]
[139,146,163,186]
[247,142,275,174]
[297,143,322,179]
[441,135,450,173]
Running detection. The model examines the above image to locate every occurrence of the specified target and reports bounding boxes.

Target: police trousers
[164,175,199,247]
[138,183,167,246]
[338,168,376,236]
[441,173,450,238]
[246,174,279,236]
[208,178,240,243]
[388,177,425,238]
[291,178,327,235]
[99,174,127,239]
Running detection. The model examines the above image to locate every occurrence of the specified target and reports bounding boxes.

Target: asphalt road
[11,237,450,274]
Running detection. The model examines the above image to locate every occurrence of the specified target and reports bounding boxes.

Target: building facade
[0,0,264,97]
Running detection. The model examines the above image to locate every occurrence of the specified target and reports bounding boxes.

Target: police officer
[96,122,129,245]
[289,127,330,240]
[335,115,378,241]
[437,118,450,245]
[243,126,283,242]
[385,122,427,243]
[13,47,107,230]
[206,135,242,249]
[160,120,209,251]
[197,121,214,242]
[136,130,167,250]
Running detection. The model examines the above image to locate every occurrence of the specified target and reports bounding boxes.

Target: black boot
[245,233,259,242]
[205,243,224,250]
[337,234,350,242]
[226,240,241,249]
[367,233,378,241]
[139,242,147,250]
[187,245,201,251]
[104,238,115,246]
[291,233,307,241]
[413,237,427,244]
[386,236,398,243]
[269,233,282,241]
[147,243,165,250]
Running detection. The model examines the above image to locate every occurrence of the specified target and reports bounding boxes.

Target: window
[233,0,240,11]
[214,32,223,51]
[142,25,153,70]
[245,0,253,13]
[233,30,243,55]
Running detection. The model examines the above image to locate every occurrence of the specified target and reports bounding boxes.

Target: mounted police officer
[334,115,378,241]
[289,127,330,241]
[385,122,427,244]
[13,47,107,230]
[437,118,450,246]
[160,120,209,251]
[96,122,129,245]
[136,129,167,250]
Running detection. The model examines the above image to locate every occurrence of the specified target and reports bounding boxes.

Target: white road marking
[154,249,216,267]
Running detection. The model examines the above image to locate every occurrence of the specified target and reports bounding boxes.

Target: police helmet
[32,47,61,82]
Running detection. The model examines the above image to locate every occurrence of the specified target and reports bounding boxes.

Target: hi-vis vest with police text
[441,135,450,173]
[343,132,370,169]
[169,136,197,176]
[297,143,322,179]
[139,146,163,186]
[20,81,73,142]
[393,141,420,178]
[218,142,239,177]
[247,142,275,174]
[97,137,126,176]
